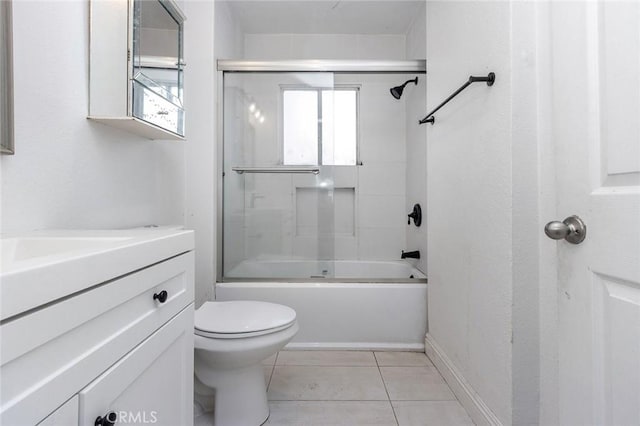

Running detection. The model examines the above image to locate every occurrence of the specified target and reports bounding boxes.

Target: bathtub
[216,260,428,351]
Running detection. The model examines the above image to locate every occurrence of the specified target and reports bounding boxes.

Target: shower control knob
[153,290,168,303]
[544,215,586,244]
[95,411,117,426]
[407,204,422,227]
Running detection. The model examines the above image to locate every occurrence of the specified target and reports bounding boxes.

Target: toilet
[193,301,299,426]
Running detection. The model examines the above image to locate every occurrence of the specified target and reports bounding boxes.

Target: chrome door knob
[544,215,586,244]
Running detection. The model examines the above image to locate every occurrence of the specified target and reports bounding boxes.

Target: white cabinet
[88,0,186,140]
[0,249,195,426]
[80,308,193,426]
[37,396,78,426]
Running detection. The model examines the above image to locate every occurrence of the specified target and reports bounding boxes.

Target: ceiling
[221,1,425,35]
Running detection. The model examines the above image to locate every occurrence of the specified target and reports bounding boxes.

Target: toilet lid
[194,301,297,335]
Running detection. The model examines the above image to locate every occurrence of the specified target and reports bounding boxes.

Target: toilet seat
[195,301,297,339]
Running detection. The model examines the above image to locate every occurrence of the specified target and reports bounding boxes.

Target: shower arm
[419,72,495,125]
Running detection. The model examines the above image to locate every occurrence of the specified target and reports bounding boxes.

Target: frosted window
[283,91,318,165]
[322,90,357,166]
[283,88,357,166]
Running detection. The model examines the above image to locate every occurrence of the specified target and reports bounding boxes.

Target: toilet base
[195,364,269,426]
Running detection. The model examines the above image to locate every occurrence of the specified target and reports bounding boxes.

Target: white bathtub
[217,260,428,351]
[224,259,426,281]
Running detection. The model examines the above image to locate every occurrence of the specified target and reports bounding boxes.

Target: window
[283,88,358,166]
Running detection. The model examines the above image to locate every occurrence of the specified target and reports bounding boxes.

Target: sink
[3,236,133,265]
[0,228,194,321]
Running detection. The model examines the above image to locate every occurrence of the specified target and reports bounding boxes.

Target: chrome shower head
[390,77,419,99]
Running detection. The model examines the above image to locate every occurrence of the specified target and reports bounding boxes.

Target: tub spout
[401,250,420,259]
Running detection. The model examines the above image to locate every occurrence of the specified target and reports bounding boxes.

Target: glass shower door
[222,72,338,280]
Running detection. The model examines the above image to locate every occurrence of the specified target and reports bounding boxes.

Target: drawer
[37,396,78,426]
[0,252,194,426]
[80,306,194,426]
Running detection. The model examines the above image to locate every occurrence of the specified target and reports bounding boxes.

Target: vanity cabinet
[79,308,193,426]
[88,0,186,140]
[0,249,195,426]
[37,396,78,426]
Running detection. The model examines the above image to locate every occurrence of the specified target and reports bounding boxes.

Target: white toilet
[193,301,298,426]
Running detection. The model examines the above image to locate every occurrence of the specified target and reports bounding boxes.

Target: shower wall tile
[245,229,293,260]
[358,227,405,261]
[292,236,344,261]
[333,237,358,260]
[223,214,246,274]
[292,236,358,261]
[358,163,406,196]
[404,50,427,275]
[359,195,406,229]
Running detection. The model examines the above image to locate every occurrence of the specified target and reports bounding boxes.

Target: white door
[548,1,640,424]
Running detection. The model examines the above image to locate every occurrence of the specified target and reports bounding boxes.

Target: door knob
[544,215,586,244]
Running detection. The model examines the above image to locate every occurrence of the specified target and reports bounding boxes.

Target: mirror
[131,0,185,136]
[1,0,14,154]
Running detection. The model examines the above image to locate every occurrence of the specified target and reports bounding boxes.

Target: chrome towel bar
[232,166,320,175]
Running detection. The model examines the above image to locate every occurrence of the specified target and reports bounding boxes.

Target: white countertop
[0,228,194,321]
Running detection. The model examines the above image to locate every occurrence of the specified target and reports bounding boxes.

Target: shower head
[390,77,419,99]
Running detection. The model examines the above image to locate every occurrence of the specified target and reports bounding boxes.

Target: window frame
[279,84,360,166]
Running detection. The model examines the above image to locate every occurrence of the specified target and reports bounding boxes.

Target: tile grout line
[374,352,400,426]
[266,352,280,390]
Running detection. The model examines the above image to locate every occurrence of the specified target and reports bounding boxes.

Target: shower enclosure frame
[216,59,427,283]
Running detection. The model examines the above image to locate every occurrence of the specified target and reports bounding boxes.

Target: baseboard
[285,342,425,351]
[424,334,503,426]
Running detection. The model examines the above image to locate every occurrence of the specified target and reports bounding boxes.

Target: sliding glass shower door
[223,71,351,280]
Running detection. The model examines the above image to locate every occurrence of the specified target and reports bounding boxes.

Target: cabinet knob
[153,290,168,303]
[95,411,117,426]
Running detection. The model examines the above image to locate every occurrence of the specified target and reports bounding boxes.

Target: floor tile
[380,367,456,401]
[277,350,377,366]
[263,353,278,365]
[264,365,274,387]
[375,351,434,367]
[268,366,388,401]
[265,401,398,425]
[392,401,474,426]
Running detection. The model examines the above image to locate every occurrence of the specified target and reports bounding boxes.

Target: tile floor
[261,351,475,426]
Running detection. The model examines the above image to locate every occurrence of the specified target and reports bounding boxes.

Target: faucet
[401,250,420,259]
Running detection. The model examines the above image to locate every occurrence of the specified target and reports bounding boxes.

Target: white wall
[405,1,427,274]
[244,34,406,60]
[215,1,245,60]
[184,0,245,306]
[1,1,184,234]
[183,0,217,308]
[426,1,513,424]
[426,2,540,425]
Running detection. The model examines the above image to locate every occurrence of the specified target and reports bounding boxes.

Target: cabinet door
[79,306,194,426]
[37,396,78,426]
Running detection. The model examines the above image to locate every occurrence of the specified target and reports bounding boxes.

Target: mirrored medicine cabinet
[1,0,14,154]
[89,0,186,140]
